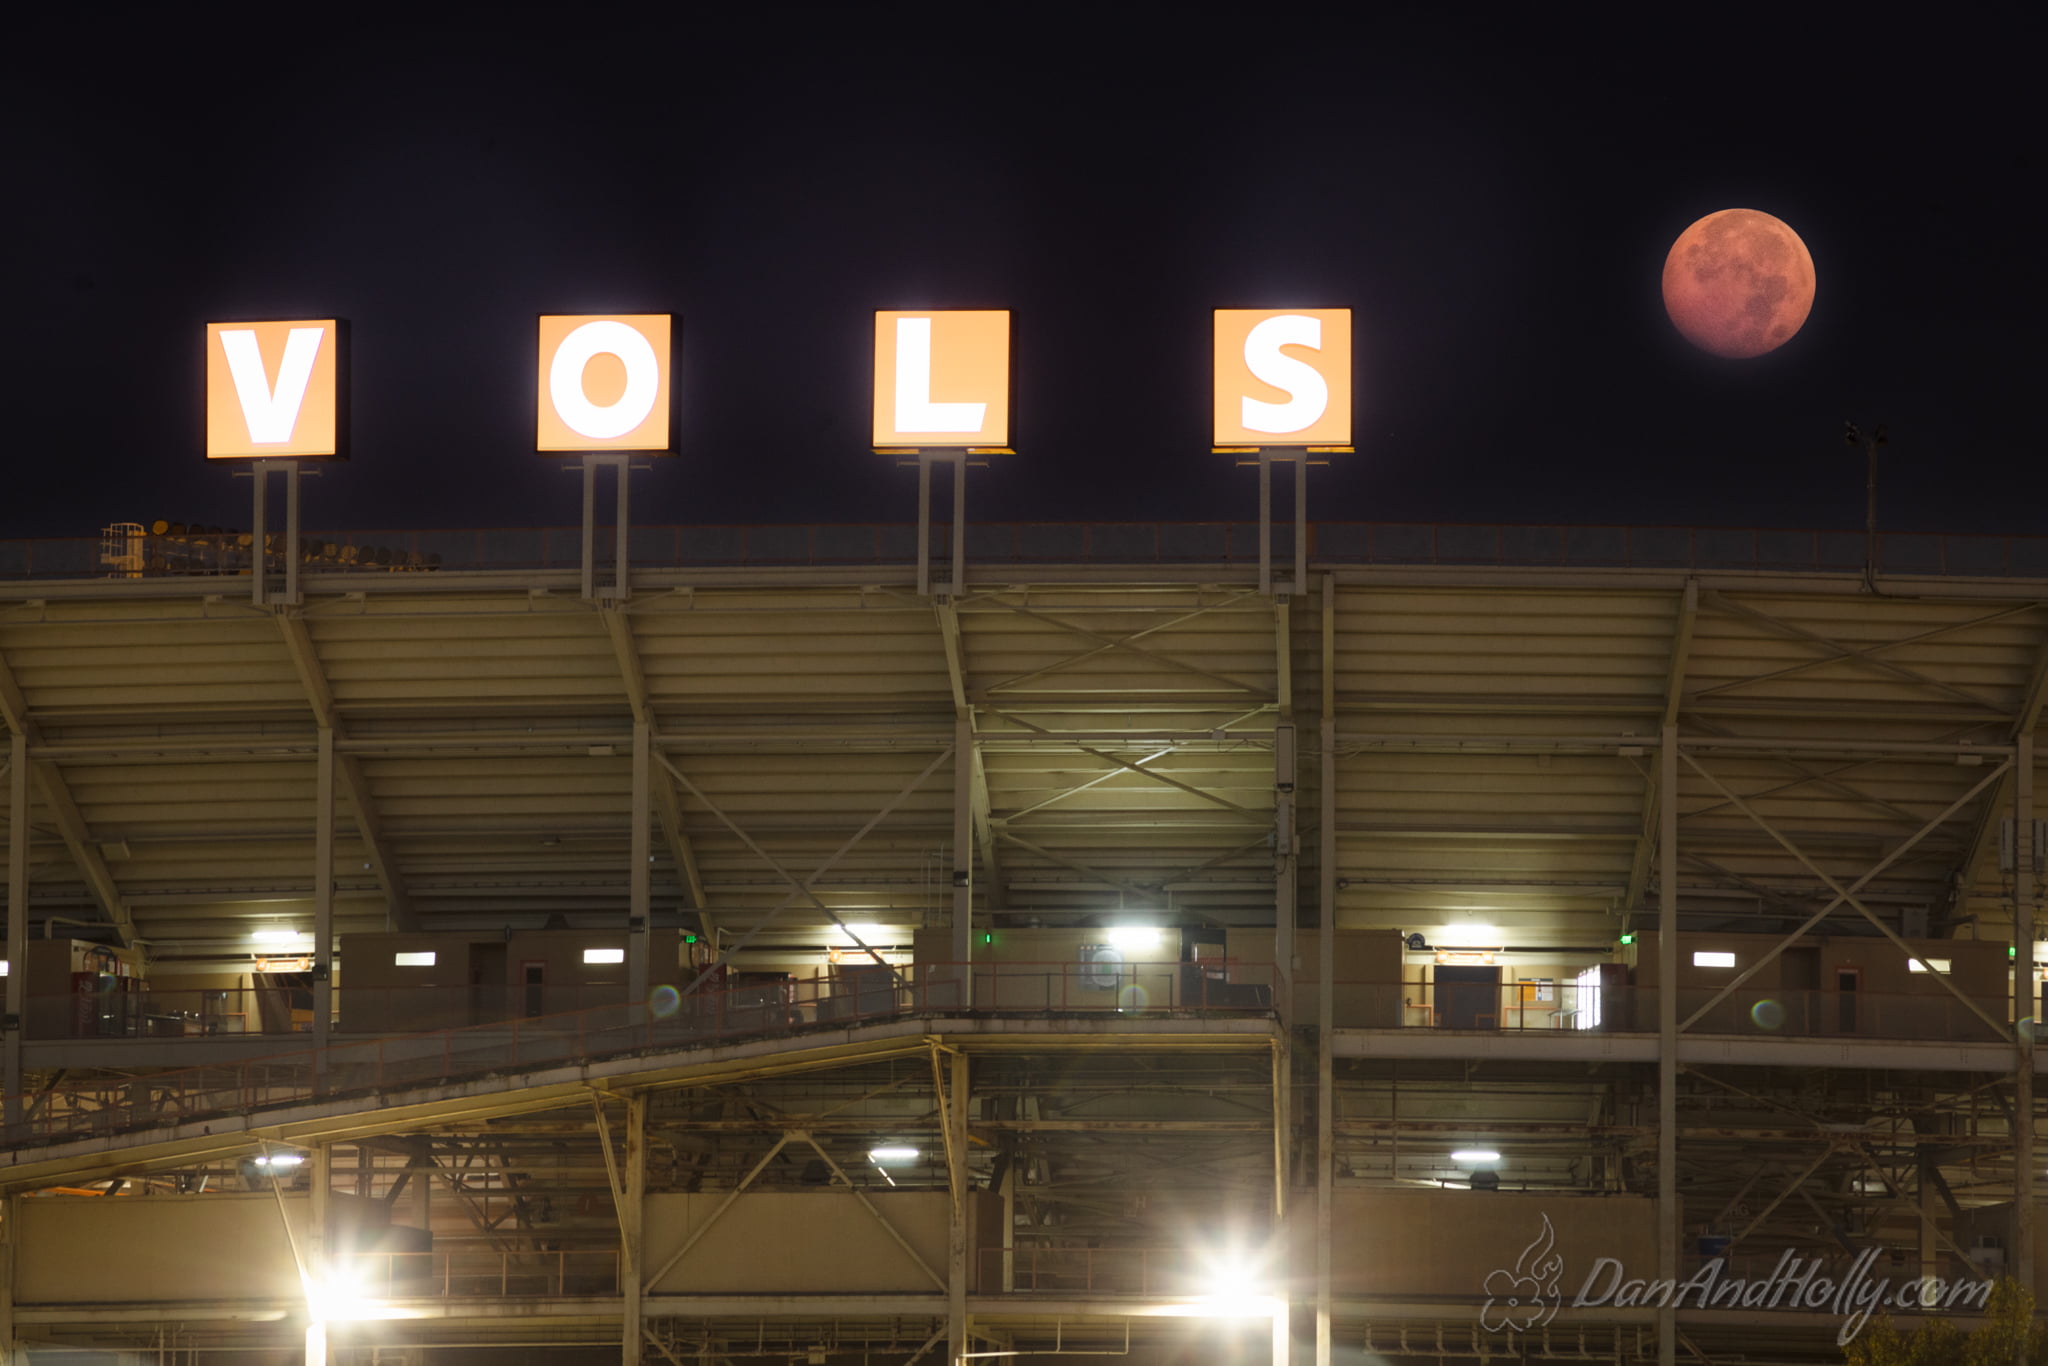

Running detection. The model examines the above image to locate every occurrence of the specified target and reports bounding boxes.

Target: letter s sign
[1213,308,1352,447]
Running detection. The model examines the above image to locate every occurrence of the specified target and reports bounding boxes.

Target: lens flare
[1117,984,1150,1011]
[1749,999,1785,1031]
[649,985,682,1019]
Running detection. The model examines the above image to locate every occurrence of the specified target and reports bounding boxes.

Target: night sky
[10,15,2040,541]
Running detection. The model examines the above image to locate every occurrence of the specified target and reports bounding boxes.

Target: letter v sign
[205,319,347,458]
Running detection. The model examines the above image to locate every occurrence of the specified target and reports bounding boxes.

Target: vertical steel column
[630,720,652,1008]
[950,454,967,597]
[0,1194,16,1366]
[581,458,599,601]
[283,462,302,605]
[947,1051,969,1366]
[1274,723,1297,1030]
[306,1143,330,1366]
[917,457,933,598]
[4,732,26,1130]
[1258,455,1273,597]
[954,718,974,1007]
[615,453,632,601]
[1315,576,1336,1366]
[1657,725,1679,1366]
[313,727,334,1060]
[622,1094,646,1366]
[2015,733,2036,1296]
[1294,459,1307,594]
[251,462,269,606]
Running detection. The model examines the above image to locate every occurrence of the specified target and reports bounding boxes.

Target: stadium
[0,512,2040,1366]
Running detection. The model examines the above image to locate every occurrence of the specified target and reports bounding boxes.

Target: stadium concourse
[0,517,2041,1366]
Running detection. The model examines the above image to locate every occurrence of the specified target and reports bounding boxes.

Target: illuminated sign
[537,315,673,451]
[1213,308,1352,446]
[872,311,1010,447]
[205,319,346,458]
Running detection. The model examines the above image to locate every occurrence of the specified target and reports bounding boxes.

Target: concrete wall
[1320,1188,1656,1299]
[14,1193,388,1305]
[1627,932,2011,1039]
[914,927,1181,1010]
[1226,928,1404,1026]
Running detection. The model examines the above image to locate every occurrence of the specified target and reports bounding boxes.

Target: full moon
[1661,208,1816,358]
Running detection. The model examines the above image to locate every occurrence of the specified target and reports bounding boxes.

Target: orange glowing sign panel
[872,311,1010,447]
[205,319,345,458]
[1212,308,1352,446]
[536,315,673,452]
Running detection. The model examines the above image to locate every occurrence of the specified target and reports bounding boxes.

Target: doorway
[1835,967,1861,1034]
[522,961,546,1019]
[1436,965,1502,1030]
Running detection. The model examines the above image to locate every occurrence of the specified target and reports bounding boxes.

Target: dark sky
[9,14,2040,540]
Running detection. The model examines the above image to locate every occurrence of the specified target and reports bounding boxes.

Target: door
[1835,967,1861,1034]
[1435,966,1501,1030]
[1783,948,1820,1032]
[522,961,546,1019]
[472,943,507,1022]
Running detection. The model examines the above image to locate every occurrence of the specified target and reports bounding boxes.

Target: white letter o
[549,320,661,440]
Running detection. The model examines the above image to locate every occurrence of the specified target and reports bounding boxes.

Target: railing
[976,1245,1214,1296]
[1296,975,2013,1043]
[340,1247,620,1299]
[7,965,2020,1148]
[8,522,2048,581]
[1,960,1268,1149]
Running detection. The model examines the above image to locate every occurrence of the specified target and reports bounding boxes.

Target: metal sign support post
[894,449,997,598]
[244,459,307,607]
[579,454,637,602]
[1227,447,1342,598]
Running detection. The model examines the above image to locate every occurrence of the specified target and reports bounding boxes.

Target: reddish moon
[1661,208,1816,358]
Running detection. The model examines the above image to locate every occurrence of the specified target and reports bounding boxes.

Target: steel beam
[4,731,24,1129]
[2016,732,2036,1297]
[276,614,416,931]
[936,601,1002,909]
[1315,578,1335,1366]
[1657,722,1677,1366]
[601,607,710,918]
[313,726,334,1061]
[630,720,651,1006]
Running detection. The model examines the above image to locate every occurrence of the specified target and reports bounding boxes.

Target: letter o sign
[537,314,673,451]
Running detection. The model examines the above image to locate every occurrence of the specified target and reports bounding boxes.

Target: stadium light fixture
[1450,1149,1501,1165]
[868,1146,919,1164]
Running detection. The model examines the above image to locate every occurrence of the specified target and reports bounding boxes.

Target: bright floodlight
[868,1146,919,1164]
[1106,925,1163,951]
[1450,1149,1501,1165]
[1190,1247,1282,1319]
[255,1152,305,1169]
[582,947,625,964]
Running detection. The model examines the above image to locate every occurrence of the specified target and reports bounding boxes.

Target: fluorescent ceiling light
[1907,957,1951,974]
[583,947,625,964]
[255,1153,305,1169]
[1450,1149,1501,1164]
[1106,925,1164,950]
[1692,951,1736,968]
[868,1146,919,1164]
[394,951,435,967]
